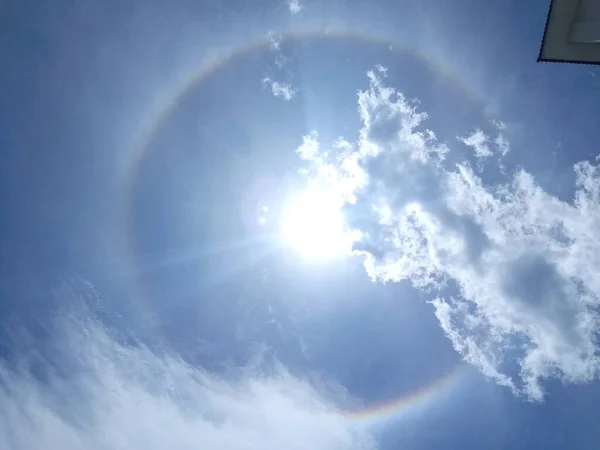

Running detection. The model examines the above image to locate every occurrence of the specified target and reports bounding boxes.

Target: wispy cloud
[262,77,298,101]
[268,30,282,51]
[459,122,510,161]
[286,0,303,14]
[296,66,600,401]
[0,309,374,449]
[267,31,287,69]
[459,129,493,159]
[374,64,388,77]
[263,31,295,98]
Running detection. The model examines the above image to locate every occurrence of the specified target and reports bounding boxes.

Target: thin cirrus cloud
[459,126,510,160]
[286,0,304,14]
[262,31,297,100]
[267,30,287,69]
[268,30,282,52]
[262,76,298,101]
[0,309,374,449]
[296,67,600,401]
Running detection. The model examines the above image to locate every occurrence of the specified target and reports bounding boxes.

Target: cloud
[263,31,294,96]
[459,124,510,161]
[267,31,287,69]
[0,308,374,449]
[286,0,303,14]
[262,77,298,101]
[268,30,282,51]
[296,67,600,401]
[459,129,493,159]
[374,64,388,77]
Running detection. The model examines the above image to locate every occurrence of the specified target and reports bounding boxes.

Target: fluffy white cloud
[0,313,374,449]
[459,124,510,161]
[296,68,600,401]
[262,77,297,101]
[286,0,303,14]
[459,129,493,159]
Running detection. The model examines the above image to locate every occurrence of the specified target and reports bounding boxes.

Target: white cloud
[262,77,298,101]
[296,69,600,401]
[286,0,303,14]
[491,119,507,131]
[459,129,493,159]
[267,31,287,68]
[0,312,374,449]
[374,64,388,77]
[275,55,287,69]
[264,31,293,92]
[268,30,282,51]
[459,126,509,160]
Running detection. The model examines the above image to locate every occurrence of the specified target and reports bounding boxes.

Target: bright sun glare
[280,187,355,261]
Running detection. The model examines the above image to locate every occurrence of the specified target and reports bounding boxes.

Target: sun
[279,186,356,261]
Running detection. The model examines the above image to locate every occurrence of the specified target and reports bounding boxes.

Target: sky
[1,0,600,448]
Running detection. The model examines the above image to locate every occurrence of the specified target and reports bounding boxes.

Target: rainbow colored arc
[114,26,473,418]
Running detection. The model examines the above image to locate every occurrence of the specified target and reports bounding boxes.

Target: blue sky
[2,0,600,448]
